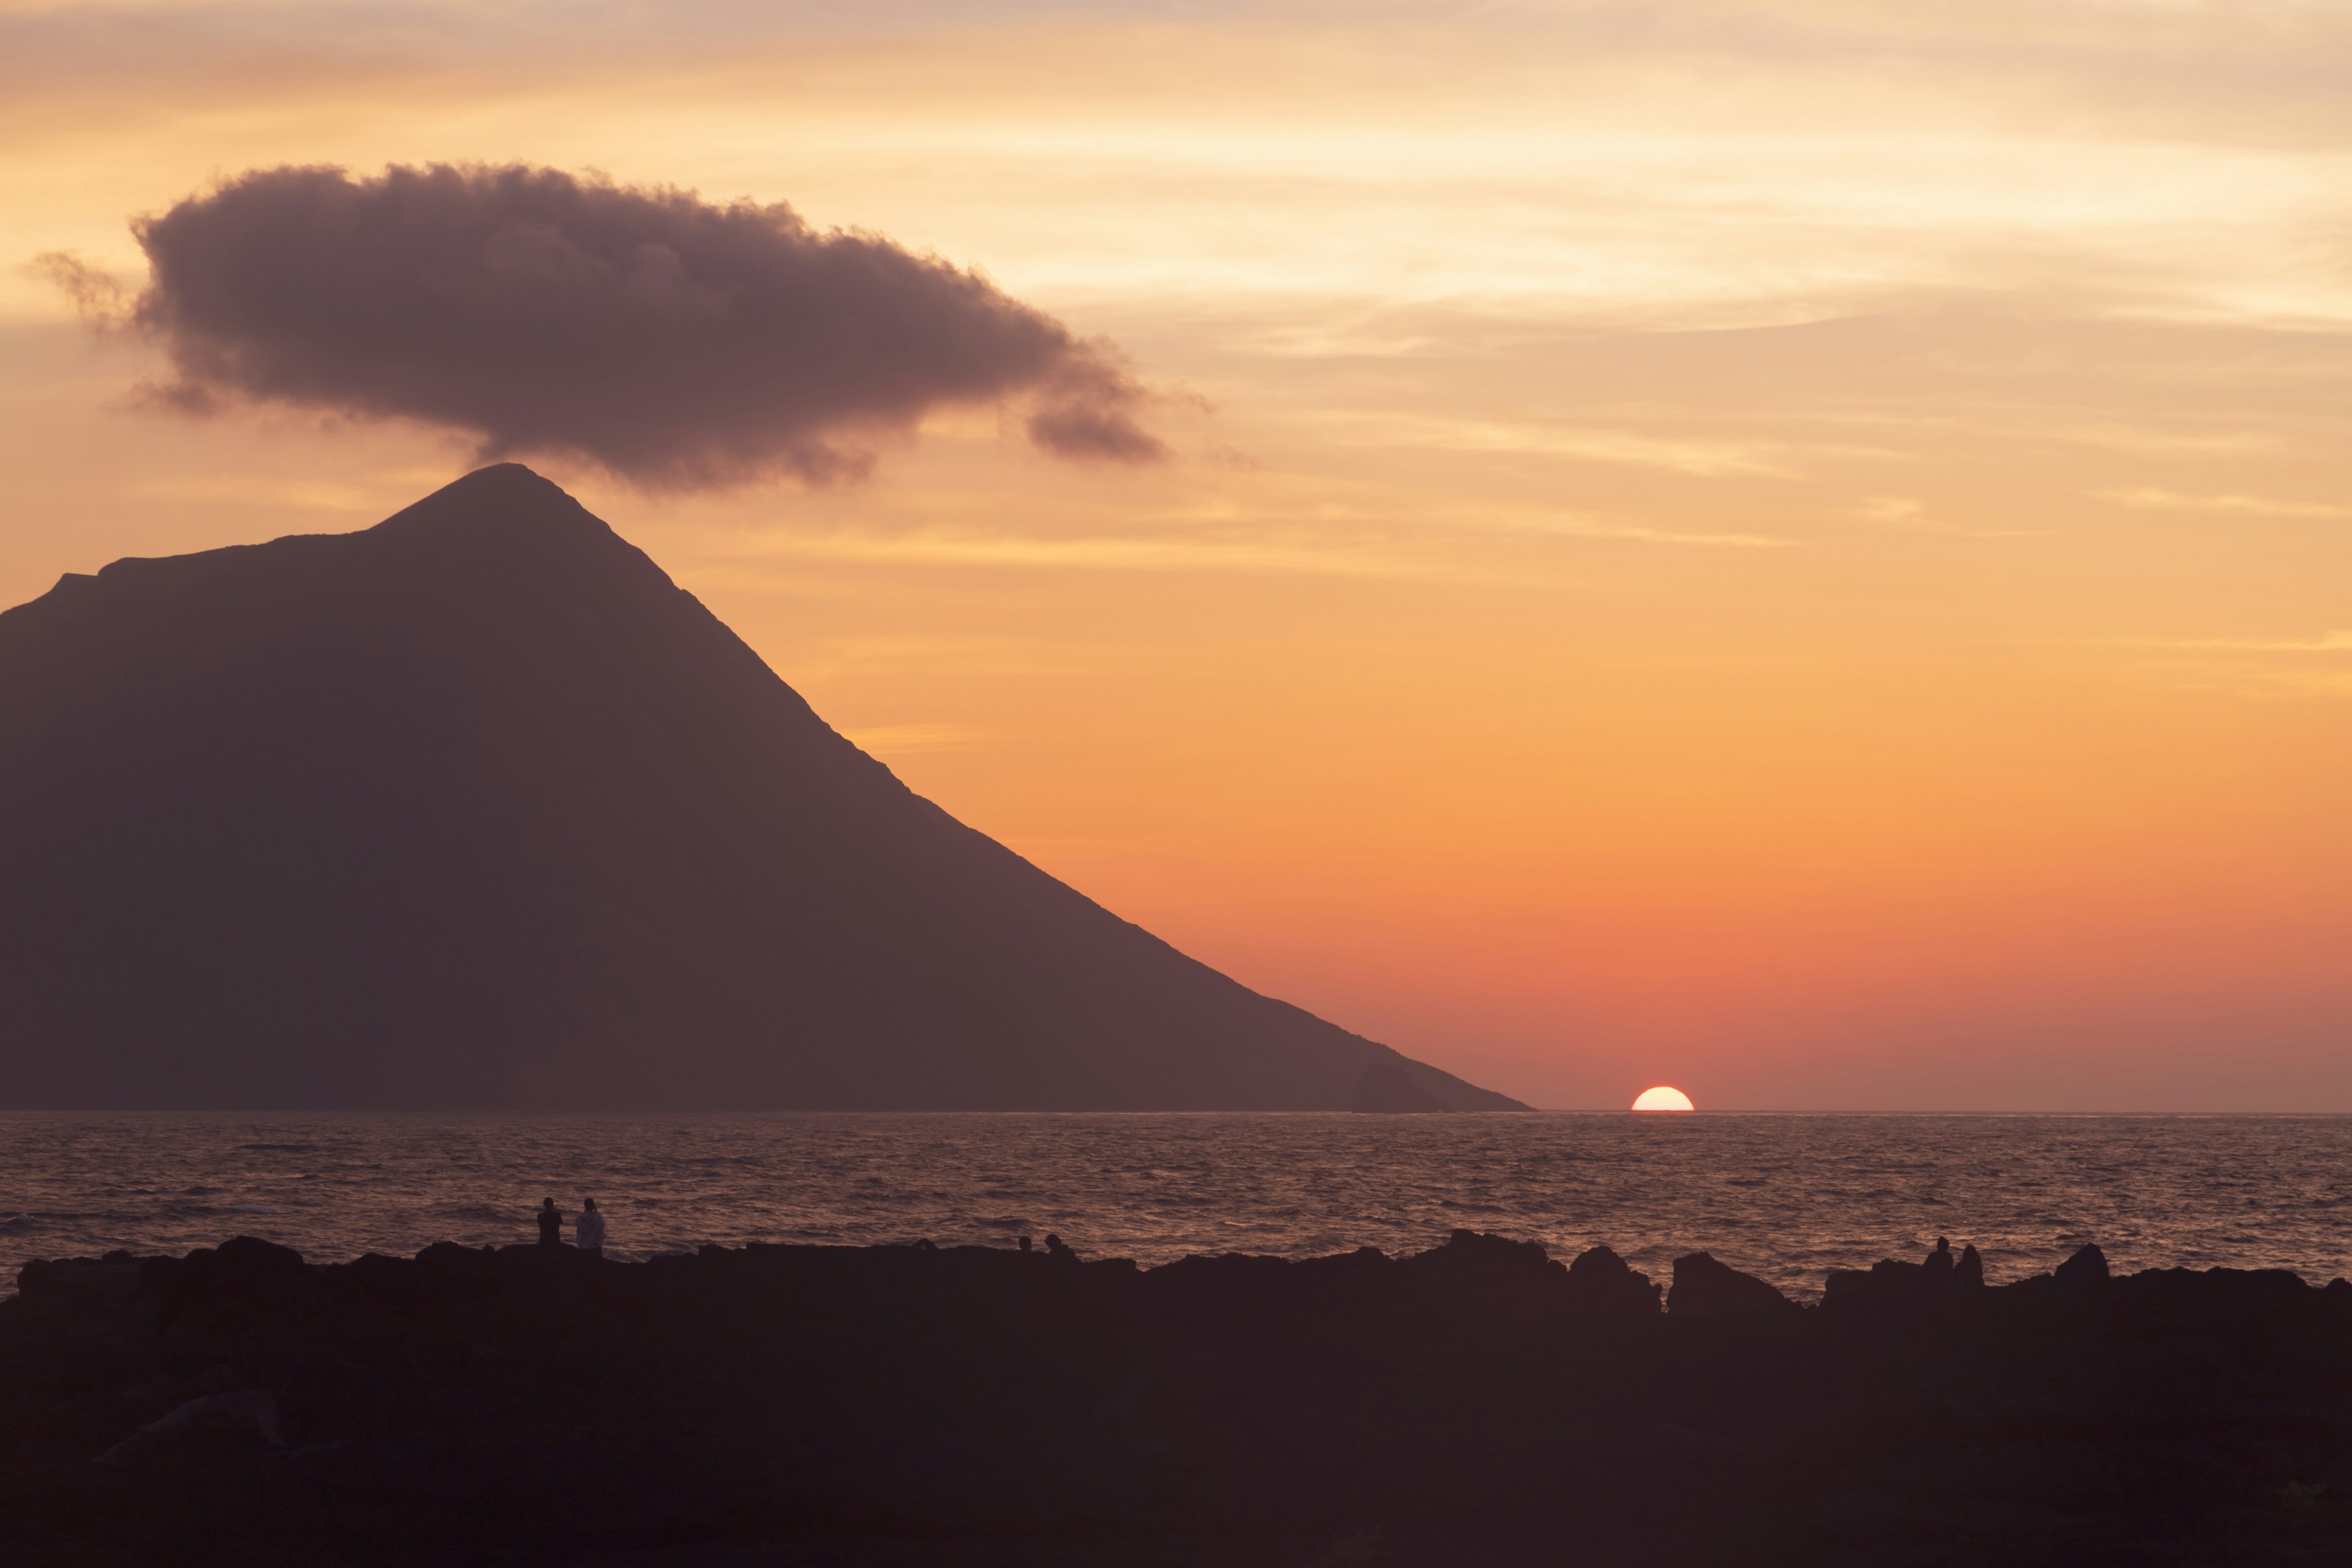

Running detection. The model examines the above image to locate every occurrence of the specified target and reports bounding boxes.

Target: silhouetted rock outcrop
[1397,1229,1569,1328]
[2054,1241,2110,1295]
[1823,1237,1997,1314]
[1667,1251,1795,1316]
[1562,1245,1663,1324]
[0,466,1523,1113]
[1824,1257,1921,1311]
[7,1231,2350,1566]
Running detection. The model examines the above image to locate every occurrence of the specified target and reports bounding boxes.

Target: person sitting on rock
[537,1197,564,1248]
[575,1197,606,1259]
[1924,1236,1954,1286]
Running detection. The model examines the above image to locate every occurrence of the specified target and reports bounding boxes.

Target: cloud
[2092,487,2350,519]
[1849,494,2029,538]
[90,162,1164,488]
[1320,412,1804,478]
[718,525,1494,582]
[838,722,984,756]
[2144,631,2352,654]
[27,250,130,328]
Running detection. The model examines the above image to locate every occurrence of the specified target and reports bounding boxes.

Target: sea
[4,1112,2348,1302]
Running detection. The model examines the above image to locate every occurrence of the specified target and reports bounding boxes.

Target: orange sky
[4,1,2349,1107]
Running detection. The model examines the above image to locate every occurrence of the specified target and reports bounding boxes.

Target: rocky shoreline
[7,1232,2348,1564]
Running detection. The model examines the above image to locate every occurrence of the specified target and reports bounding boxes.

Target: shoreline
[7,1230,2349,1563]
[7,1112,2349,1302]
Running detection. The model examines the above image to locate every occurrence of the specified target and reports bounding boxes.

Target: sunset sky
[5,0,2349,1109]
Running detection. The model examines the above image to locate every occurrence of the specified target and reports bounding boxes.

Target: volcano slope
[0,464,1518,1112]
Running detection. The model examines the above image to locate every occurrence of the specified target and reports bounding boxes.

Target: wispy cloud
[2143,631,2352,653]
[1474,507,1790,549]
[1319,413,1804,478]
[1850,494,2032,538]
[2119,628,2352,696]
[2094,487,2351,518]
[1555,521,1789,548]
[1855,495,1929,526]
[721,527,1491,581]
[789,635,1085,679]
[124,475,382,511]
[839,721,982,755]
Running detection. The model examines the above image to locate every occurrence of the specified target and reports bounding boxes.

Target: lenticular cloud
[123,163,1165,488]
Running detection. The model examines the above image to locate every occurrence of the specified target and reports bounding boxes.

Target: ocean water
[4,1112,2348,1302]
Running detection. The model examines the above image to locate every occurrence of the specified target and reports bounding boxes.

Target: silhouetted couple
[535,1197,606,1257]
[1922,1234,1985,1289]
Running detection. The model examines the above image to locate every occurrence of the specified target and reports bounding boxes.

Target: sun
[1631,1085,1695,1112]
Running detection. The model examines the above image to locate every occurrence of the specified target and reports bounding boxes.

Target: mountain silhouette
[0,466,1524,1112]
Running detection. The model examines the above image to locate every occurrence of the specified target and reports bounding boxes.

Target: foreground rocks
[4,1232,2349,1566]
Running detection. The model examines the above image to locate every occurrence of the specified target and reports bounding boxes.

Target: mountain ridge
[0,466,1525,1112]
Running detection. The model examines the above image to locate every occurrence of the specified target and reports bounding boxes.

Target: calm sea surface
[4,1112,2348,1301]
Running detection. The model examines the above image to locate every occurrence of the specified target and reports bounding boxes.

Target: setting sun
[1632,1086,1695,1112]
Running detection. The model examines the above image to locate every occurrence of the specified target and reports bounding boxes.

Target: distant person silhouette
[537,1197,563,1248]
[1924,1236,1954,1286]
[575,1197,606,1258]
[1955,1243,1986,1289]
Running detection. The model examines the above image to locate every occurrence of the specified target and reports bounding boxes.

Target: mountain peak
[0,473,1527,1113]
[369,463,611,546]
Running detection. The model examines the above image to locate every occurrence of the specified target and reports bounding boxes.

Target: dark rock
[345,1252,419,1302]
[1823,1244,1997,1313]
[6,1229,2349,1566]
[2054,1243,2109,1296]
[1398,1229,1567,1328]
[96,1389,285,1464]
[2112,1265,2311,1315]
[412,1239,498,1294]
[1561,1245,1662,1325]
[210,1235,307,1277]
[1667,1252,1795,1317]
[1820,1267,1872,1311]
[16,1257,143,1308]
[1645,1419,1744,1455]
